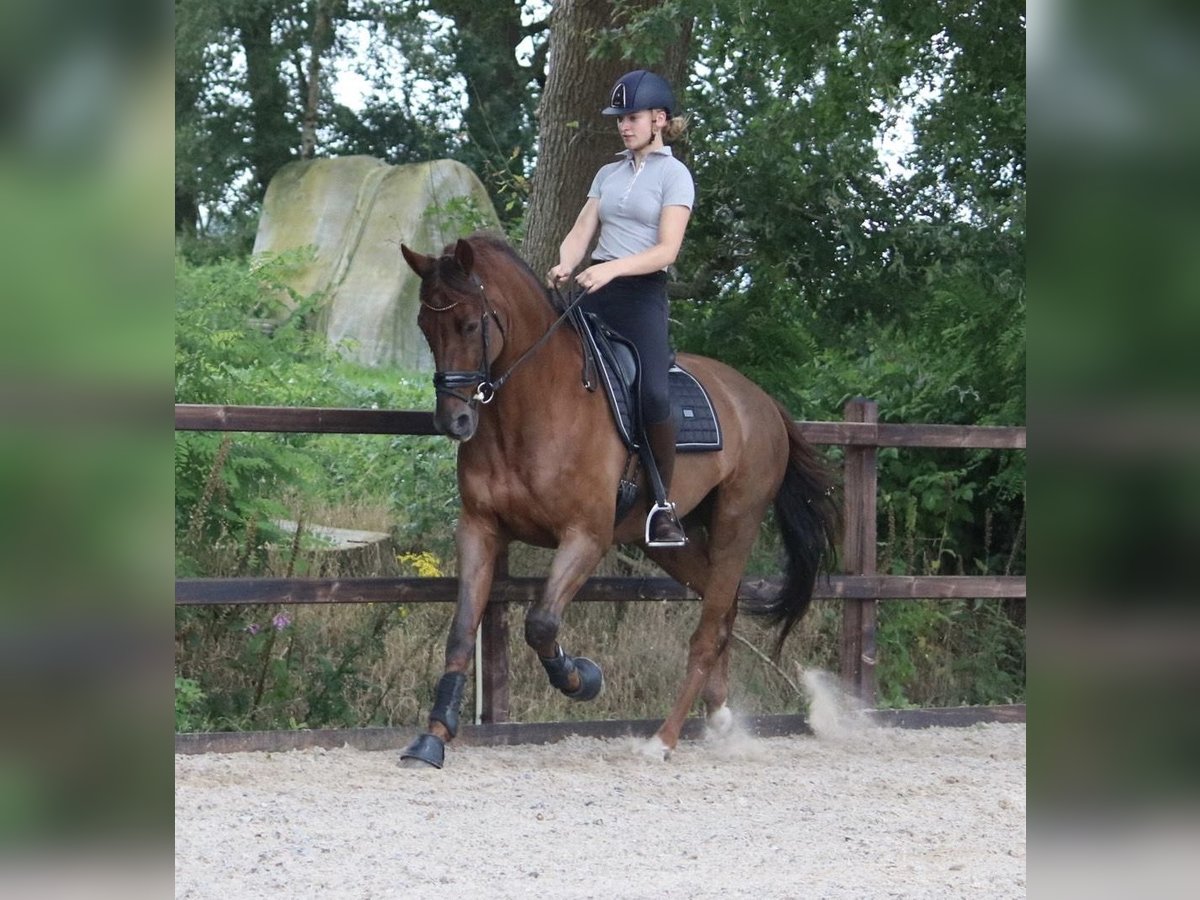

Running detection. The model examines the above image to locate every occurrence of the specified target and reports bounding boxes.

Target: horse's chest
[461,455,609,541]
[479,476,538,518]
[473,471,553,520]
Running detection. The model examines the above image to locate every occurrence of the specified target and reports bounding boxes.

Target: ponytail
[662,115,689,143]
[651,109,689,144]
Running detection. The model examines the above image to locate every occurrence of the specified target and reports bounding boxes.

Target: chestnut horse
[398,233,837,768]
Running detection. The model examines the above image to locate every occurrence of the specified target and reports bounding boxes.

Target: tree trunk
[237,5,296,202]
[300,1,335,160]
[522,0,691,276]
[176,186,200,237]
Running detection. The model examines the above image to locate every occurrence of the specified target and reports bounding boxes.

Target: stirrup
[645,501,687,548]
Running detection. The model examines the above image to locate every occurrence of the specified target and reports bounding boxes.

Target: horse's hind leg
[643,530,710,597]
[644,536,733,735]
[700,607,738,737]
[648,504,765,759]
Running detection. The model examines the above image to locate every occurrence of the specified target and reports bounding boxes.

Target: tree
[424,1,546,225]
[522,0,692,276]
[300,0,338,159]
[176,0,231,236]
[176,0,549,238]
[176,0,327,238]
[234,1,305,200]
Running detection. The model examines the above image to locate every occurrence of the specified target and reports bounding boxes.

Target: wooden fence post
[841,398,878,705]
[479,548,510,723]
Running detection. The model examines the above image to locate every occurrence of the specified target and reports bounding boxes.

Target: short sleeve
[662,162,695,209]
[588,163,615,199]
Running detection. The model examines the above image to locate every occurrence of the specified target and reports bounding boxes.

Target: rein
[425,276,592,406]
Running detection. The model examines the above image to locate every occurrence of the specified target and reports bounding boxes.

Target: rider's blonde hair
[655,110,689,143]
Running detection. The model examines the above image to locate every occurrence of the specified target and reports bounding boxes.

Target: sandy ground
[175,706,1025,899]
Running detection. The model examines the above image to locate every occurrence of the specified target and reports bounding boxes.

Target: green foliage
[175,604,405,731]
[876,599,1025,708]
[175,250,462,731]
[422,194,497,241]
[674,0,910,341]
[176,248,326,404]
[429,2,540,227]
[175,677,210,732]
[665,3,1028,655]
[175,252,459,577]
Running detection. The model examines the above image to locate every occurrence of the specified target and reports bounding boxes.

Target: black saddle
[574,310,723,453]
[570,309,722,525]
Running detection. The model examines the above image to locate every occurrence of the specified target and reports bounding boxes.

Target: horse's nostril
[446,412,473,438]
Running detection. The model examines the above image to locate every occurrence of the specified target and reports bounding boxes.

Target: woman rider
[546,69,694,548]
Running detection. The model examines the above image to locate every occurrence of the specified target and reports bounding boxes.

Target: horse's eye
[462,320,480,336]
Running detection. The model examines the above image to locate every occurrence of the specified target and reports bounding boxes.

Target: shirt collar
[614,146,675,160]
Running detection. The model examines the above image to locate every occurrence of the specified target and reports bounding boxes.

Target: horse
[398,232,838,767]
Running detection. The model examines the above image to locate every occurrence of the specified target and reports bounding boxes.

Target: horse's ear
[453,238,475,276]
[401,243,435,279]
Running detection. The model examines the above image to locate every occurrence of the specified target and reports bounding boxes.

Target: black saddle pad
[669,365,722,451]
[578,312,722,453]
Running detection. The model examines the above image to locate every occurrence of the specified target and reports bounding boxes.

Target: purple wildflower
[272,612,292,632]
[245,623,261,635]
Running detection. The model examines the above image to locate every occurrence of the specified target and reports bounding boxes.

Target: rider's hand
[576,261,618,294]
[546,263,572,288]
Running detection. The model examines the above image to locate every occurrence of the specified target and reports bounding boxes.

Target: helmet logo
[611,82,627,110]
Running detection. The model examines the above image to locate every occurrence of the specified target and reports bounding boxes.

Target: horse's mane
[441,231,558,311]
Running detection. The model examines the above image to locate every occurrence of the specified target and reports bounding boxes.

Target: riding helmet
[601,70,675,117]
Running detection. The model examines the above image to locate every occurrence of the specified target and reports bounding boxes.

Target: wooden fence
[175,398,1026,734]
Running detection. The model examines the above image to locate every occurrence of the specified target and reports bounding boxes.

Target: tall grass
[176,489,1023,733]
[175,519,845,732]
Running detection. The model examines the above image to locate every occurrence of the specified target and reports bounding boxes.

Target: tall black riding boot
[645,419,687,547]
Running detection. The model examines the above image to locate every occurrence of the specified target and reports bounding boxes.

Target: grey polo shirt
[588,146,695,265]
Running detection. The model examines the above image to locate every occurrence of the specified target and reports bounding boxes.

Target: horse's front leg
[525,530,608,701]
[400,517,501,769]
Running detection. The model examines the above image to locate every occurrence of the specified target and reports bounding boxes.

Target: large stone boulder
[252,155,500,370]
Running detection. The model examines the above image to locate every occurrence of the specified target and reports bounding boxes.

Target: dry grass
[178,492,842,730]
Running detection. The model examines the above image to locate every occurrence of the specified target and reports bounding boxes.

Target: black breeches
[582,270,672,424]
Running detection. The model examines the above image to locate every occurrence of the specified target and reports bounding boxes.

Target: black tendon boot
[644,419,687,547]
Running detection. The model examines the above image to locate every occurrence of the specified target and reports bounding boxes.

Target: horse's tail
[756,401,841,657]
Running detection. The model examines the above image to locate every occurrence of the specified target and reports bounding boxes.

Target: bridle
[422,272,592,407]
[422,274,506,405]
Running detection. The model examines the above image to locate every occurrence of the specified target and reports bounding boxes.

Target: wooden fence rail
[175,402,1027,448]
[175,574,1027,606]
[175,398,1026,722]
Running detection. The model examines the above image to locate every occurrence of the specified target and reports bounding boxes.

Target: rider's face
[617,110,664,149]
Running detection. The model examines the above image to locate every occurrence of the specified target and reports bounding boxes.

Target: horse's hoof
[399,732,445,769]
[563,656,603,701]
[639,736,672,762]
[706,705,735,738]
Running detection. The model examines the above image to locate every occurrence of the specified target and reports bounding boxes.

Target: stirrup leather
[645,501,687,547]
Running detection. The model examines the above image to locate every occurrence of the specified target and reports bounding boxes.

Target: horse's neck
[489,283,576,384]
[478,299,589,453]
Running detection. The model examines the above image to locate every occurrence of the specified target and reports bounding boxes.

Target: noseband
[423,274,506,406]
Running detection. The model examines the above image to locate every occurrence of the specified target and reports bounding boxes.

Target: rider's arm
[600,204,691,278]
[547,198,600,285]
[575,204,690,293]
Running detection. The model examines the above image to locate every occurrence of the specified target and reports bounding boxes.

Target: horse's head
[401,238,505,441]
